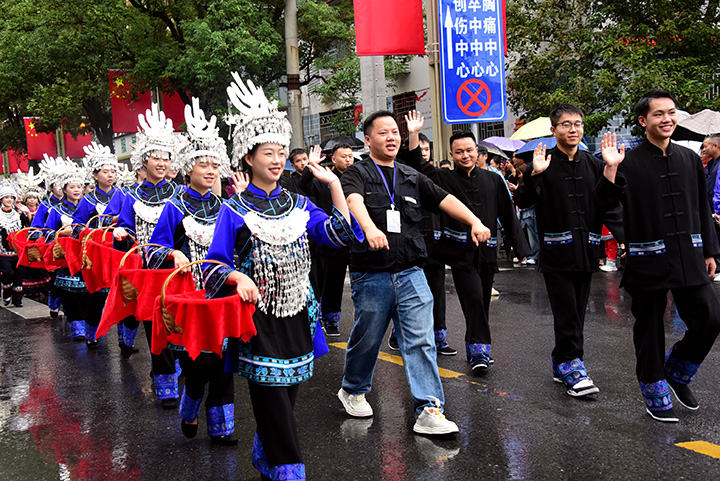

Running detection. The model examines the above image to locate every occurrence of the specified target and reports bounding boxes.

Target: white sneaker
[491,287,500,297]
[714,273,720,282]
[413,399,459,435]
[566,378,600,397]
[337,388,373,417]
[599,261,617,272]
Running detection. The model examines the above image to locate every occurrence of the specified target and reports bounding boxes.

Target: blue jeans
[519,208,539,260]
[342,267,445,417]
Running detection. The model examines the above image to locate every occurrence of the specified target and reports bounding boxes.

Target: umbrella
[482,136,526,152]
[477,140,509,159]
[515,137,588,159]
[509,117,552,141]
[319,136,365,152]
[593,136,643,159]
[673,109,720,142]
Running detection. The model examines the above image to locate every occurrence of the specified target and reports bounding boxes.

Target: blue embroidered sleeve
[305,198,364,247]
[43,209,61,240]
[203,203,242,298]
[147,202,183,269]
[31,203,49,228]
[103,190,124,217]
[117,194,137,232]
[72,197,94,226]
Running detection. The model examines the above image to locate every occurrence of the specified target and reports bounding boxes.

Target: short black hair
[636,89,677,119]
[549,104,584,126]
[418,133,430,144]
[439,159,452,167]
[289,148,307,164]
[363,110,396,136]
[331,143,353,156]
[449,131,476,150]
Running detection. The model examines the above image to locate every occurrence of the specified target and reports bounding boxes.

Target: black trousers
[248,382,302,468]
[122,316,178,376]
[62,291,89,323]
[85,291,108,328]
[320,253,349,315]
[184,352,234,408]
[543,271,593,363]
[0,255,22,301]
[424,263,447,332]
[627,283,720,383]
[451,265,494,344]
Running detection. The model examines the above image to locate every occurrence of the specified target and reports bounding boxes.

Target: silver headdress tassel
[180,97,231,177]
[226,71,292,169]
[129,103,178,170]
[15,167,45,202]
[82,142,121,179]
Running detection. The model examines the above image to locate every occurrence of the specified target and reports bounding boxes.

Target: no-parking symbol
[456,79,491,117]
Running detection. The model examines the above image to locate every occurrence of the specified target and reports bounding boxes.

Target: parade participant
[113,104,185,369]
[71,143,121,349]
[203,73,361,480]
[301,143,354,337]
[36,155,66,318]
[401,113,530,373]
[599,89,720,422]
[147,97,238,444]
[0,181,28,307]
[338,110,490,434]
[43,157,89,341]
[14,169,51,296]
[515,104,623,397]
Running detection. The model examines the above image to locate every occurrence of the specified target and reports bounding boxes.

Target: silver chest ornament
[242,207,311,318]
[183,216,216,289]
[133,201,165,246]
[0,210,22,256]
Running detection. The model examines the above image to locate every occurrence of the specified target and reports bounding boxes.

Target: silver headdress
[116,164,137,188]
[0,180,17,200]
[129,103,178,170]
[226,72,292,169]
[179,97,231,177]
[40,155,86,188]
[14,167,45,202]
[82,142,120,176]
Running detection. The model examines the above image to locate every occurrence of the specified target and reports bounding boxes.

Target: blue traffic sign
[438,0,507,124]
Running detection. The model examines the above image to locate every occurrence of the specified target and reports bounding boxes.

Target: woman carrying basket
[0,180,29,307]
[42,157,90,341]
[203,73,362,481]
[71,143,122,349]
[147,97,241,445]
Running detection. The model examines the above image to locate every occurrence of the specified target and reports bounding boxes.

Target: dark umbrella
[515,137,588,160]
[319,136,365,152]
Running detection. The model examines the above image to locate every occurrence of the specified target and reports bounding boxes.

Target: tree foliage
[0,0,368,153]
[506,0,720,134]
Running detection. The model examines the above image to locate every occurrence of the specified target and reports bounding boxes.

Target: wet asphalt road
[1,261,720,480]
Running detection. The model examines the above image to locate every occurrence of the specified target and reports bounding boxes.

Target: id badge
[387,209,401,233]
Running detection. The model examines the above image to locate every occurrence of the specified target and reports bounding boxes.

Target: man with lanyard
[600,89,720,422]
[515,104,623,398]
[338,110,491,435]
[113,104,184,408]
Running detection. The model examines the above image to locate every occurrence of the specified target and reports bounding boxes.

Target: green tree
[506,0,720,134]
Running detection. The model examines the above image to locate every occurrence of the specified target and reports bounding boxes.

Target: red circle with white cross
[457,79,491,117]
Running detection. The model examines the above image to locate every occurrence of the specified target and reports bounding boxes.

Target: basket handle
[101,227,134,244]
[54,223,86,242]
[9,227,45,248]
[81,225,115,257]
[159,259,231,313]
[118,243,167,269]
[85,214,116,230]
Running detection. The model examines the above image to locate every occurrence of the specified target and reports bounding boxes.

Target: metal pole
[285,0,303,150]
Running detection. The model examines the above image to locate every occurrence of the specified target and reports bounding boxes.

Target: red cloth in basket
[151,290,256,360]
[18,237,54,270]
[58,236,83,275]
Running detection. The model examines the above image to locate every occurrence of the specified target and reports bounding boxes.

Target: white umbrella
[677,109,720,135]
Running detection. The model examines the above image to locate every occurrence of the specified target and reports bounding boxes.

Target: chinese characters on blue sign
[438,0,507,123]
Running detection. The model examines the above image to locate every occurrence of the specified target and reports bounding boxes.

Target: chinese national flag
[24,118,57,160]
[354,0,425,55]
[64,122,93,159]
[162,90,187,132]
[2,149,29,173]
[109,70,152,133]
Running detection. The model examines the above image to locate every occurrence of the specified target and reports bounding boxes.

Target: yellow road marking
[676,441,720,459]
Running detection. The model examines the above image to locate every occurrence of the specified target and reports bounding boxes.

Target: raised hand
[405,110,424,134]
[601,132,625,168]
[230,172,250,194]
[308,145,322,164]
[532,143,551,175]
[307,160,338,186]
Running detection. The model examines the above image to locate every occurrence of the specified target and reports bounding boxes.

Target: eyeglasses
[556,121,584,129]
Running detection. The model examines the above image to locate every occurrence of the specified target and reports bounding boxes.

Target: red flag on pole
[162,90,187,132]
[354,0,426,56]
[7,149,29,173]
[64,121,93,159]
[24,118,57,160]
[109,70,152,133]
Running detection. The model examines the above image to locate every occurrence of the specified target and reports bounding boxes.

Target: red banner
[64,120,93,159]
[354,0,425,56]
[162,91,187,132]
[7,149,29,173]
[109,70,152,133]
[24,118,57,160]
